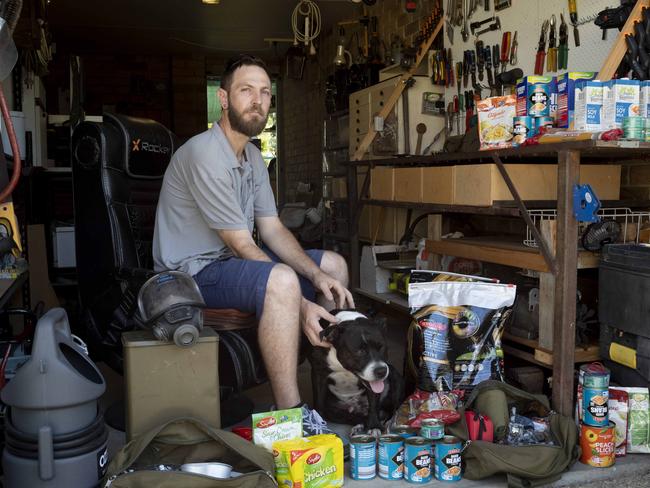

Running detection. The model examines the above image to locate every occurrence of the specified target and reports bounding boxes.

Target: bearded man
[153,54,354,434]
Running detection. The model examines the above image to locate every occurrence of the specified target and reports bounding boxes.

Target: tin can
[404,436,432,484]
[349,435,376,480]
[583,387,609,427]
[580,421,616,467]
[420,418,445,440]
[378,434,404,480]
[622,116,644,129]
[434,435,463,482]
[391,425,419,439]
[579,363,610,389]
[535,116,554,131]
[512,116,534,146]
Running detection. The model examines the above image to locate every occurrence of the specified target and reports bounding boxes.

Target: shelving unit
[344,140,650,416]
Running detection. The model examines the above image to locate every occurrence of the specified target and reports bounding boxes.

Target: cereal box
[477,95,516,150]
[252,408,303,452]
[602,79,641,129]
[574,80,604,132]
[557,72,597,128]
[516,76,556,118]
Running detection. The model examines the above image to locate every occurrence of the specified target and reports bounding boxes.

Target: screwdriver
[455,61,463,99]
[568,0,580,47]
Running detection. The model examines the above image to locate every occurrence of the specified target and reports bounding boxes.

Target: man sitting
[152,54,354,434]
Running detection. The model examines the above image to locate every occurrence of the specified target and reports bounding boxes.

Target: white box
[574,81,604,132]
[360,245,416,294]
[640,81,650,118]
[52,226,76,268]
[602,79,640,129]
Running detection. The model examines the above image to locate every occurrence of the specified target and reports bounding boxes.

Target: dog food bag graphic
[408,271,516,393]
[273,434,344,488]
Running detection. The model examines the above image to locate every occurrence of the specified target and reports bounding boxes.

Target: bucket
[0,110,26,160]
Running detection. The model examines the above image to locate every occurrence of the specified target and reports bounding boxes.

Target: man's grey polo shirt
[153,123,277,276]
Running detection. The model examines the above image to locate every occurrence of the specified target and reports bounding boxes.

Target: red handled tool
[500,31,511,73]
[534,20,549,75]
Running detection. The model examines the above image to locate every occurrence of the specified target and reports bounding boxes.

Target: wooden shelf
[426,237,599,272]
[503,332,599,369]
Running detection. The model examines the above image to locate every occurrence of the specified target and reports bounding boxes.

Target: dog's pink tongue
[369,380,385,394]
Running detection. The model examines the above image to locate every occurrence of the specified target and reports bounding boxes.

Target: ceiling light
[202,0,220,4]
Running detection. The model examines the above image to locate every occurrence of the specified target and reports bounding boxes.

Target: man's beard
[228,101,269,137]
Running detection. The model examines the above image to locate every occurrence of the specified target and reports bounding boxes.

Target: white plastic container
[0,110,25,159]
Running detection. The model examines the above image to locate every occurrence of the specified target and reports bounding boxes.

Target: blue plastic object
[573,184,601,223]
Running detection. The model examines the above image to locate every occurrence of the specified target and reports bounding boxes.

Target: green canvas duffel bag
[103,417,276,488]
[448,380,580,488]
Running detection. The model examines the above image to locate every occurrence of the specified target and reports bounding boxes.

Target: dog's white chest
[327,370,363,399]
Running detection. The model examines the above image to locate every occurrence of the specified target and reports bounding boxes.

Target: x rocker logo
[132,138,141,151]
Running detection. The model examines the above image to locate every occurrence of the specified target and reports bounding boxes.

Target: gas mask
[137,271,206,347]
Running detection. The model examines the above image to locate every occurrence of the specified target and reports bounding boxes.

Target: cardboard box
[557,72,597,128]
[394,168,423,202]
[330,177,346,199]
[370,167,395,200]
[454,164,621,206]
[603,79,641,129]
[422,166,455,204]
[640,80,650,118]
[360,244,415,293]
[574,80,605,132]
[358,205,372,241]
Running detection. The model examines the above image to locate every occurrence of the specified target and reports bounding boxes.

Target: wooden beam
[352,17,443,161]
[552,150,580,417]
[538,220,557,351]
[598,0,650,81]
[427,215,442,270]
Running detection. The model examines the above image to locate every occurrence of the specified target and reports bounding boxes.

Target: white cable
[291,0,321,51]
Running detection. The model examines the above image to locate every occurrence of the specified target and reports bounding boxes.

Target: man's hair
[221,54,270,92]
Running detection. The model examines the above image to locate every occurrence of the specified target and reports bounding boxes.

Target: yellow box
[370,167,395,200]
[422,166,456,204]
[394,168,423,202]
[453,164,621,206]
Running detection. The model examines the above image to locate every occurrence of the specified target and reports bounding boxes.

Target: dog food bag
[252,408,303,452]
[608,388,629,457]
[477,95,516,150]
[408,271,515,393]
[273,434,344,488]
[616,387,650,454]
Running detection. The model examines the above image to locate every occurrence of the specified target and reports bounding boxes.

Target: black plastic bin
[599,244,650,338]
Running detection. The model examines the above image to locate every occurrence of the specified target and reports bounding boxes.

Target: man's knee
[267,263,301,298]
[321,251,349,285]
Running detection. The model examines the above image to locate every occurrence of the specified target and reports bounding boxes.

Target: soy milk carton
[574,80,604,131]
[603,79,640,129]
[640,81,650,118]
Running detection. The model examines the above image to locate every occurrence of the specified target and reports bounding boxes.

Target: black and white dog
[308,310,404,435]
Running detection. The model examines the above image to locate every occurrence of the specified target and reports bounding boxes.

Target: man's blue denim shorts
[193,248,324,320]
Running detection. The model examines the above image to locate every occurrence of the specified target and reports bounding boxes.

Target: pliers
[535,20,549,75]
[547,15,557,73]
[559,14,568,70]
[509,31,518,66]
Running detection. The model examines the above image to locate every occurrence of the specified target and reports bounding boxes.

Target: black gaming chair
[70,114,259,380]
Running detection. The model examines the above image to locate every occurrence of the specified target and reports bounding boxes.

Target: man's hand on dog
[300,299,338,347]
[311,270,355,309]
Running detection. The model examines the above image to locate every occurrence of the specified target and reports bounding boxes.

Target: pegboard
[443,0,618,103]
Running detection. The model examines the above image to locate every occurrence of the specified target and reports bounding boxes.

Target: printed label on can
[583,387,609,427]
[420,419,445,440]
[349,435,376,480]
[580,421,616,467]
[378,434,404,480]
[435,436,463,482]
[405,437,432,483]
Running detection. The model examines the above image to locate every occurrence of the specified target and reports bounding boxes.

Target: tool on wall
[476,39,485,81]
[461,0,470,41]
[595,1,636,41]
[535,19,550,75]
[568,0,580,47]
[475,16,500,38]
[509,30,518,66]
[558,16,568,70]
[494,0,510,11]
[485,45,494,89]
[547,15,558,72]
[470,15,495,35]
[500,31,510,72]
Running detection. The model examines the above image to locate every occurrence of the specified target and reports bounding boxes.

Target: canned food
[434,435,462,482]
[391,425,419,439]
[580,421,616,467]
[404,436,432,484]
[512,116,534,146]
[535,116,554,131]
[420,418,445,440]
[622,116,644,128]
[378,434,404,480]
[583,387,609,427]
[349,435,376,480]
[579,363,610,389]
